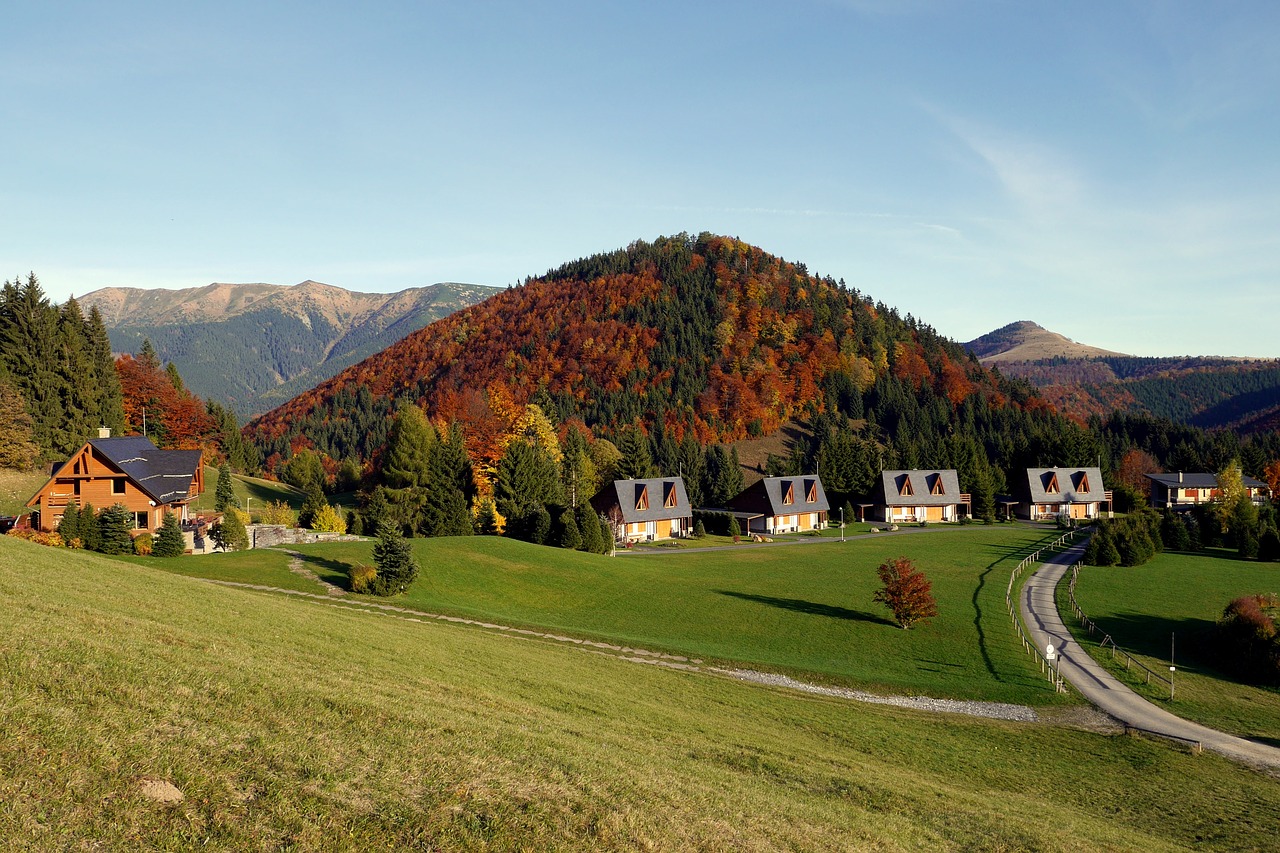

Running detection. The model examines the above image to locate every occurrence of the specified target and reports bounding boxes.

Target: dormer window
[805,479,817,503]
[930,475,945,496]
[899,476,914,497]
[1045,473,1060,494]
[635,485,649,511]
[1074,472,1090,492]
[663,481,678,508]
[782,481,795,505]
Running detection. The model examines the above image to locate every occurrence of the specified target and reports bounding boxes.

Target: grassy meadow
[0,467,46,517]
[172,525,1071,705]
[3,535,1280,850]
[1063,548,1280,743]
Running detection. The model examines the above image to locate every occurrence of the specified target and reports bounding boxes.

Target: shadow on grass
[715,590,896,626]
[293,552,354,591]
[1085,611,1218,666]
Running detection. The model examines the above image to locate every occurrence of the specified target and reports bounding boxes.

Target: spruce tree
[559,508,582,549]
[371,522,419,595]
[576,502,602,553]
[214,507,250,551]
[97,503,135,555]
[78,502,101,552]
[298,481,329,529]
[613,426,654,480]
[597,513,614,553]
[57,505,82,547]
[215,461,235,512]
[474,499,501,536]
[86,305,125,435]
[152,510,186,557]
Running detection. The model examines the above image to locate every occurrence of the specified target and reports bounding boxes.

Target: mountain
[249,233,1090,486]
[963,322,1280,434]
[964,321,1127,363]
[80,280,500,416]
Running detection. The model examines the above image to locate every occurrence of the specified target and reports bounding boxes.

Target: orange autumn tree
[116,351,217,452]
[874,556,939,630]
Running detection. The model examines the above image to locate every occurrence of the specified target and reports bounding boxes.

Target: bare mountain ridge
[80,280,501,416]
[963,320,1127,363]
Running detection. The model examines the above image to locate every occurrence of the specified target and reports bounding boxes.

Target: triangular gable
[929,473,945,495]
[899,475,914,497]
[663,481,678,508]
[782,480,795,505]
[1044,472,1060,494]
[805,479,817,503]
[1072,471,1090,493]
[635,484,649,511]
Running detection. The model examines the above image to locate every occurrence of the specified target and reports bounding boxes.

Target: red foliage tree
[873,556,939,630]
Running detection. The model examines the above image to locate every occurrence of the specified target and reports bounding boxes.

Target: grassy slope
[281,526,1069,705]
[0,468,46,517]
[1065,548,1280,742]
[3,535,1279,850]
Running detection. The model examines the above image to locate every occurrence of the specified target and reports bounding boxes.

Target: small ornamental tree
[309,503,347,534]
[873,556,939,630]
[152,510,186,557]
[371,522,419,596]
[212,507,250,552]
[97,503,135,555]
[214,461,235,512]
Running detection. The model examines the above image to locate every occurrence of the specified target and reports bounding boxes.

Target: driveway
[1020,543,1280,770]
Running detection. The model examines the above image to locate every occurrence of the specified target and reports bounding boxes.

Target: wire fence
[1067,563,1173,690]
[1004,528,1084,693]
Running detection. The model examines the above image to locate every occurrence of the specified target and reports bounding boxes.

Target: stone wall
[246,525,365,549]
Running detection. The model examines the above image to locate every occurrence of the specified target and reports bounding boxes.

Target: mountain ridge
[964,320,1127,363]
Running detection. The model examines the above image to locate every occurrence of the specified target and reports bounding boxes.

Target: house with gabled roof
[1144,471,1269,509]
[1015,467,1109,520]
[590,476,692,543]
[26,429,204,534]
[869,470,966,523]
[726,475,830,535]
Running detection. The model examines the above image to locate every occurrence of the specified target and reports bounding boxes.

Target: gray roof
[727,475,830,516]
[873,470,962,506]
[87,436,203,504]
[1145,472,1267,490]
[1022,467,1106,504]
[597,477,692,524]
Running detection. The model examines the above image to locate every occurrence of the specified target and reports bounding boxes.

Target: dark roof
[872,470,962,507]
[1145,472,1267,490]
[593,477,692,524]
[727,475,830,516]
[88,436,203,504]
[1022,467,1106,504]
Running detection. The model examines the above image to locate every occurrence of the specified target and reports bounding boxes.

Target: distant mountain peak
[964,321,1126,363]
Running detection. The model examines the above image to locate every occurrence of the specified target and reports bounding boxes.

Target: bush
[310,504,347,534]
[259,500,296,527]
[1215,594,1280,685]
[693,517,706,538]
[212,508,250,552]
[133,532,153,556]
[349,563,377,595]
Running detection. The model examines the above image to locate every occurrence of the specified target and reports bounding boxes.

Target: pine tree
[97,503,135,555]
[576,502,602,553]
[152,510,186,557]
[298,481,329,529]
[212,507,249,551]
[371,522,419,595]
[559,508,582,549]
[215,461,235,512]
[597,513,614,553]
[613,426,655,480]
[474,498,502,536]
[86,305,125,435]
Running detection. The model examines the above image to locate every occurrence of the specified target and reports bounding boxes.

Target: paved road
[1020,543,1280,771]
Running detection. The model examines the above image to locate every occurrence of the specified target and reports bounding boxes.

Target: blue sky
[5,1,1279,356]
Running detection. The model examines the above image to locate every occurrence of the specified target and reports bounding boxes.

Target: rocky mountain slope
[81,280,500,416]
[964,321,1127,363]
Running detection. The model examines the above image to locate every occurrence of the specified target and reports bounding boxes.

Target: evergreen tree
[298,480,329,529]
[361,485,390,535]
[152,510,186,557]
[1160,508,1191,551]
[57,504,82,546]
[559,508,582,549]
[576,502,602,553]
[214,461,235,512]
[495,439,562,524]
[422,425,474,536]
[86,305,125,435]
[212,507,249,552]
[78,502,101,552]
[97,503,135,555]
[371,522,419,595]
[381,403,436,532]
[53,296,98,450]
[282,449,325,492]
[164,361,184,391]
[597,513,614,552]
[0,378,39,469]
[613,426,655,480]
[524,505,552,545]
[703,444,744,506]
[727,514,741,539]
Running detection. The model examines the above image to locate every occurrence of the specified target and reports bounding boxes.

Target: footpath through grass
[1064,548,1280,744]
[276,525,1068,705]
[4,535,1280,850]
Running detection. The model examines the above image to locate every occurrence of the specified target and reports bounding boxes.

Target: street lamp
[840,506,845,542]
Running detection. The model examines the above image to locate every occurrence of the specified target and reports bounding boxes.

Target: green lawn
[1064,548,1280,743]
[0,468,46,517]
[188,468,323,522]
[267,525,1072,705]
[4,535,1279,850]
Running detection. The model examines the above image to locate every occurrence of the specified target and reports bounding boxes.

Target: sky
[4,1,1280,356]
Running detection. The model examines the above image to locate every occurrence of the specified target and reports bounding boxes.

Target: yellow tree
[1215,460,1247,531]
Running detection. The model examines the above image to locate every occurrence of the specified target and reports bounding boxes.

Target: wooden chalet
[26,430,204,534]
[868,470,967,523]
[590,477,692,543]
[1015,467,1110,521]
[726,475,830,535]
[1144,471,1269,509]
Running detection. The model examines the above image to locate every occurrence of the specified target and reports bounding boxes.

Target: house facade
[590,477,692,543]
[869,470,966,523]
[1016,467,1110,520]
[726,475,830,535]
[1144,472,1269,509]
[26,431,204,534]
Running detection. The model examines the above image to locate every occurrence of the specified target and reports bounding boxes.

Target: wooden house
[1015,467,1110,520]
[591,477,692,543]
[1144,472,1269,509]
[726,475,830,535]
[869,470,966,523]
[26,430,204,534]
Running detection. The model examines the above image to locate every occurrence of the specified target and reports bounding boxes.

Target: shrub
[152,511,186,557]
[576,503,603,553]
[212,508,250,552]
[693,517,706,538]
[310,504,347,534]
[349,563,377,595]
[371,523,419,596]
[727,515,741,539]
[259,500,296,527]
[132,532,153,556]
[1215,595,1280,685]
[558,509,581,549]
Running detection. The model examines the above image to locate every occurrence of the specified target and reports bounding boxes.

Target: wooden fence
[1004,528,1084,693]
[1067,563,1173,690]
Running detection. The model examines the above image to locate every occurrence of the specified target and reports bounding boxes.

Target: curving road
[1019,543,1280,771]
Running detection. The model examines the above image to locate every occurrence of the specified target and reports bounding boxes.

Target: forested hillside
[83,281,499,415]
[249,233,1112,520]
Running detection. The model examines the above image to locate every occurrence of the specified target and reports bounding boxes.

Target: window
[1074,472,1090,492]
[899,476,914,497]
[112,477,127,495]
[805,479,817,503]
[781,481,794,505]
[663,482,678,508]
[635,485,649,511]
[134,512,148,530]
[1045,473,1060,494]
[930,475,945,496]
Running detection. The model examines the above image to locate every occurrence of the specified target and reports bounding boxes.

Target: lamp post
[840,506,845,542]
[1170,632,1176,701]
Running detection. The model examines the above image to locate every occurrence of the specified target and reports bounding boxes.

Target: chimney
[1178,471,1183,483]
[98,427,111,439]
